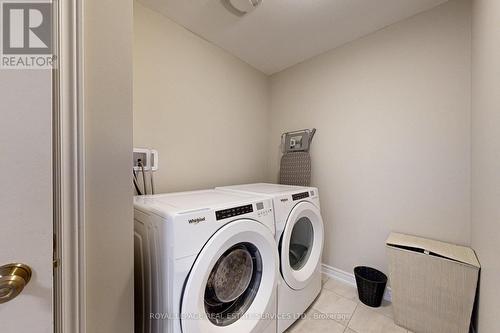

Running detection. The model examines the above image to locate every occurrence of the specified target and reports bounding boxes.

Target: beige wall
[471,0,500,331]
[268,0,472,274]
[84,0,134,332]
[134,1,270,193]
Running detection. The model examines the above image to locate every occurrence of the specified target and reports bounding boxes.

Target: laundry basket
[386,233,480,333]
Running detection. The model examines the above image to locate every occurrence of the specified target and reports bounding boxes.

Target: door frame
[53,0,85,332]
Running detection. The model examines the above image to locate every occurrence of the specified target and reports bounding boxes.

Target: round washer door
[181,219,278,333]
[280,201,324,290]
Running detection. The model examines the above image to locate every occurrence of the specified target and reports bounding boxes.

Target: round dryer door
[280,201,324,290]
[181,219,278,333]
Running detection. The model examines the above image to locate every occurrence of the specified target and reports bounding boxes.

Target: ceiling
[138,0,449,75]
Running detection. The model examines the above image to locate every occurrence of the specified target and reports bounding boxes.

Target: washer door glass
[204,243,262,326]
[288,217,314,270]
[181,219,278,333]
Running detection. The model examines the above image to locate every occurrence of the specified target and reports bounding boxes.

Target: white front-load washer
[134,190,279,333]
[216,183,324,333]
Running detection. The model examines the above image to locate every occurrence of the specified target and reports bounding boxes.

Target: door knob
[0,263,32,304]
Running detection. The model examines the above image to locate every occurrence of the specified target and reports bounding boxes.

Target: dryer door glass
[280,201,324,290]
[289,217,314,270]
[204,243,263,326]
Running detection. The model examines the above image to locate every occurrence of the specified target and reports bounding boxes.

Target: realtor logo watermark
[1,1,56,69]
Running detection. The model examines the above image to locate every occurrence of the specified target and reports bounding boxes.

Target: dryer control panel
[292,191,310,201]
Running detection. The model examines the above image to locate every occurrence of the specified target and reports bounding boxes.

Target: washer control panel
[215,204,253,221]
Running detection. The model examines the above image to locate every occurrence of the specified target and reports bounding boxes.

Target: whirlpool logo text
[188,217,206,224]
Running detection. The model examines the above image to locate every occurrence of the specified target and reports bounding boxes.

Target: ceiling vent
[221,0,263,17]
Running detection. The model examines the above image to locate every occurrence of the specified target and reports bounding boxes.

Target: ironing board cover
[279,152,311,186]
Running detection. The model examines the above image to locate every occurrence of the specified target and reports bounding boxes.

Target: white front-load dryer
[216,183,324,333]
[134,190,279,333]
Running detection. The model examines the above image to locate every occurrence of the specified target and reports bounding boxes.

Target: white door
[0,53,53,332]
[280,201,324,290]
[182,219,278,333]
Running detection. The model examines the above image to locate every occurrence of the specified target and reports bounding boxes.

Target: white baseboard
[321,263,392,302]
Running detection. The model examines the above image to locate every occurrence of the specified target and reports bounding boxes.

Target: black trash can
[354,266,387,307]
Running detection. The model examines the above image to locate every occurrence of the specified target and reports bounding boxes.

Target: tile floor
[286,275,413,333]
